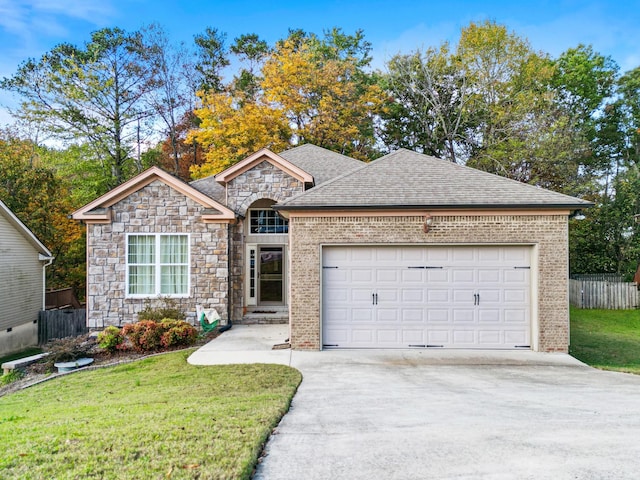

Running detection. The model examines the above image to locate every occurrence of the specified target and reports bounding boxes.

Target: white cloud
[0,0,115,39]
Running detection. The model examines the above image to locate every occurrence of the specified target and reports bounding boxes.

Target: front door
[259,246,284,304]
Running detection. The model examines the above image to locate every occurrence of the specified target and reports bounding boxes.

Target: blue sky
[1,0,639,125]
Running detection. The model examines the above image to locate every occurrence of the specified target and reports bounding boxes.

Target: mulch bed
[0,330,220,398]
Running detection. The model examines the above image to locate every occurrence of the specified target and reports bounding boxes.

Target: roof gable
[214,148,314,185]
[0,199,52,257]
[72,166,235,223]
[276,149,594,212]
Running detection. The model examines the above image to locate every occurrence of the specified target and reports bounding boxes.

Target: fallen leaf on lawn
[183,464,200,470]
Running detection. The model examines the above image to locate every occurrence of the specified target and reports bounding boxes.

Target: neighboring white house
[0,199,53,355]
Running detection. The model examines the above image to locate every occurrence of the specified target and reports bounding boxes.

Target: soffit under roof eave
[274,202,593,212]
[274,204,589,219]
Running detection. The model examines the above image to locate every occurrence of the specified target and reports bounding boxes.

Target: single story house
[0,199,54,355]
[72,144,592,352]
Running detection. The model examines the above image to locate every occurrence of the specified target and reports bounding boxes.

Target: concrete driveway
[189,326,640,480]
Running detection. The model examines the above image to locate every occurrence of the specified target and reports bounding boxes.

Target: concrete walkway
[188,325,640,480]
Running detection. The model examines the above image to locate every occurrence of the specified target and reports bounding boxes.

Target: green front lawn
[0,350,301,479]
[570,307,640,374]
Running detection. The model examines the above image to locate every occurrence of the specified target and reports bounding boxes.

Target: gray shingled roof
[189,144,364,205]
[275,149,593,211]
[279,143,365,186]
[189,175,226,204]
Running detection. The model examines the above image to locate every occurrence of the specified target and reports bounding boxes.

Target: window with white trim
[127,234,189,296]
[249,209,288,234]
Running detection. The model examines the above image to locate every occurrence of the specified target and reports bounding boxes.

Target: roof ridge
[279,143,364,163]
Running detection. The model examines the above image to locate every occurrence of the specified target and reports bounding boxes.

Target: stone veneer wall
[225,160,304,320]
[86,180,228,328]
[288,214,569,353]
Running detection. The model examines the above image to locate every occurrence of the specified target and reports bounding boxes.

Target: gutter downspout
[218,222,233,333]
[39,254,54,310]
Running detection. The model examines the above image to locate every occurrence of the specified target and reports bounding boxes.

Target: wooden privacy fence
[38,309,88,344]
[569,279,640,309]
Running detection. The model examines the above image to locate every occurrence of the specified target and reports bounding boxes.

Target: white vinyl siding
[0,215,44,330]
[127,234,189,297]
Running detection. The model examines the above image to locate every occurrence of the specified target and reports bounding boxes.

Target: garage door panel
[477,330,502,345]
[504,248,529,262]
[478,248,501,262]
[426,269,449,282]
[402,269,424,283]
[453,309,475,323]
[453,330,476,344]
[504,269,528,282]
[352,308,373,322]
[478,269,501,283]
[427,329,450,344]
[325,287,348,302]
[402,288,425,302]
[377,269,400,283]
[376,308,399,322]
[427,309,449,322]
[427,289,449,302]
[504,289,527,303]
[377,329,400,344]
[402,309,425,322]
[452,249,475,262]
[478,309,501,323]
[478,289,501,303]
[351,288,374,303]
[452,269,475,282]
[504,309,528,323]
[402,329,424,343]
[351,268,374,283]
[322,245,532,350]
[505,330,528,344]
[351,329,374,343]
[426,248,450,263]
[453,289,474,303]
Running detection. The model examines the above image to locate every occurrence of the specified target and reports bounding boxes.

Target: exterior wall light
[423,214,433,233]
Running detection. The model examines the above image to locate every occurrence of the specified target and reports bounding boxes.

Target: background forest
[1,20,638,296]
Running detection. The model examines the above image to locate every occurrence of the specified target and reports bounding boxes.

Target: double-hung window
[127,234,189,296]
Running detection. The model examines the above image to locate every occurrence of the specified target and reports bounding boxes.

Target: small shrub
[1,369,24,385]
[137,298,185,322]
[160,319,198,348]
[122,320,166,352]
[97,326,126,353]
[121,319,198,352]
[43,335,95,370]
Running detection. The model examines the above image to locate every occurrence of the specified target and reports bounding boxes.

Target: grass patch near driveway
[570,307,640,374]
[0,350,301,479]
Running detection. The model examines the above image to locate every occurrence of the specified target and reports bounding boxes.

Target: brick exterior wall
[225,160,304,320]
[288,214,569,353]
[86,180,228,328]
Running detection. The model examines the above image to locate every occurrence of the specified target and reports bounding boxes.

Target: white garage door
[322,245,531,349]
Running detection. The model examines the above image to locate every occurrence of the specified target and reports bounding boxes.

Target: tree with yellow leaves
[189,29,384,177]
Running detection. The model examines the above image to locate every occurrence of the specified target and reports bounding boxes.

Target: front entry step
[237,311,288,325]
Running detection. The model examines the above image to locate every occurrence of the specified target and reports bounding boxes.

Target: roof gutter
[40,254,55,311]
[274,202,594,217]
